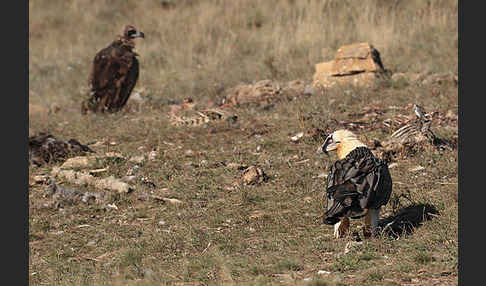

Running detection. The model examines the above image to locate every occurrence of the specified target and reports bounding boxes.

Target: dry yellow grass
[29,0,457,109]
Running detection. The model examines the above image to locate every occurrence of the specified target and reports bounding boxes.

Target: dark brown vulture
[318,129,393,238]
[81,25,145,114]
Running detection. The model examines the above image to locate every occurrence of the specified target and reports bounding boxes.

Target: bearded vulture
[318,129,393,238]
[81,25,145,114]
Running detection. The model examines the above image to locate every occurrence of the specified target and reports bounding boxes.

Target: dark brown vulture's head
[122,25,145,40]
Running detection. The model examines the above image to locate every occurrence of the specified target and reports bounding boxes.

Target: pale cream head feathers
[320,129,367,159]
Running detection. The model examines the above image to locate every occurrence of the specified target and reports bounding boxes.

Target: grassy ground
[29,0,458,285]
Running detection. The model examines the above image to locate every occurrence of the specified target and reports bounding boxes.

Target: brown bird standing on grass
[318,129,393,238]
[81,25,145,114]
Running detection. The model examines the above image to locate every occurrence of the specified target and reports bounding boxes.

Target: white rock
[290,132,304,142]
[318,270,331,275]
[409,165,425,172]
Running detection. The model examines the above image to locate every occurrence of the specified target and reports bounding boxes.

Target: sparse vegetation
[29,0,457,285]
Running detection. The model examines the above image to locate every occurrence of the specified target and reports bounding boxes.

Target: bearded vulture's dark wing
[323,146,392,224]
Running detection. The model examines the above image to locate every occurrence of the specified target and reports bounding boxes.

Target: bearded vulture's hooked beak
[319,133,339,155]
[134,31,145,39]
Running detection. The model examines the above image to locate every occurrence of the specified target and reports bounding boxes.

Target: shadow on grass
[378,203,439,238]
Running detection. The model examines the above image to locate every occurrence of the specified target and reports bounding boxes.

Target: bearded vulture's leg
[363,210,372,238]
[334,216,350,238]
[370,208,380,235]
[364,208,380,238]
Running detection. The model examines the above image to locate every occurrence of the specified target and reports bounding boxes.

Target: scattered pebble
[318,270,331,276]
[141,177,156,188]
[242,166,267,185]
[89,168,109,174]
[163,198,183,204]
[303,196,313,203]
[105,152,124,158]
[129,155,145,164]
[290,132,304,142]
[409,165,425,172]
[143,269,154,278]
[344,241,363,254]
[148,150,158,161]
[249,210,264,219]
[388,163,398,169]
[106,203,118,210]
[31,175,48,185]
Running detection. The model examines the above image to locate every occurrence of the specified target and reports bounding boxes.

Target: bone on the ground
[151,195,183,205]
[51,167,133,193]
[61,156,98,169]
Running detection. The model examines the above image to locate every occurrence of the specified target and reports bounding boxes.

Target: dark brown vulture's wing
[88,42,139,112]
[323,146,392,224]
[118,53,139,108]
[90,44,119,92]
